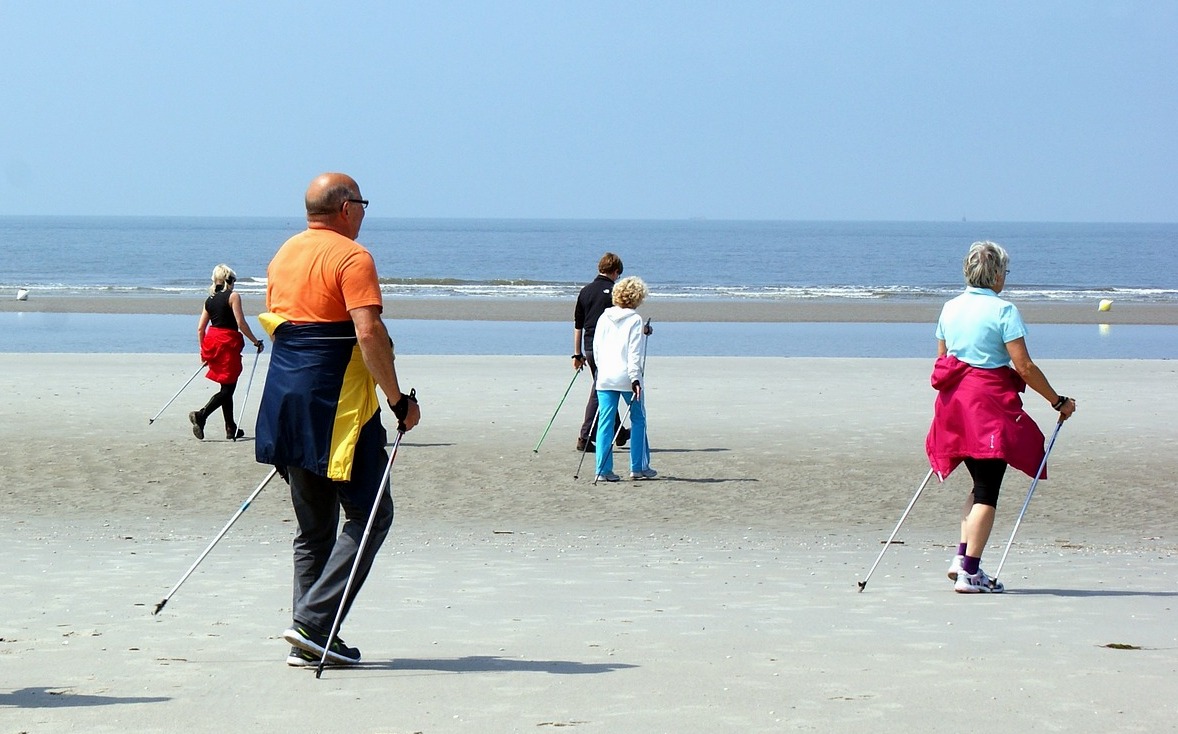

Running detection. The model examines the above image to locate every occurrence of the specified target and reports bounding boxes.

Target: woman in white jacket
[592,276,657,482]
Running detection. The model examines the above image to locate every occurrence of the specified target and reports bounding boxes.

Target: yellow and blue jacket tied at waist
[255,314,385,482]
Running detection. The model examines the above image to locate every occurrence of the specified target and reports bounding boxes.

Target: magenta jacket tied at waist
[925,354,1047,481]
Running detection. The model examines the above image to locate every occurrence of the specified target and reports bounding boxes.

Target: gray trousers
[288,462,394,634]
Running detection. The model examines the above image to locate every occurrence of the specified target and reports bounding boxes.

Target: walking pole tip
[152,598,167,615]
[856,580,867,592]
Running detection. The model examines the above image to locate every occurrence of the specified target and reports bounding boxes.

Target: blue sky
[2,2,1175,221]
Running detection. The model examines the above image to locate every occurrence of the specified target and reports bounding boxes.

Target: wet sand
[1,354,1175,732]
[3,294,1177,325]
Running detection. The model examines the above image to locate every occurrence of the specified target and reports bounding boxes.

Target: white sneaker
[954,569,1005,594]
[595,472,620,482]
[947,554,964,581]
[630,468,658,480]
[949,555,997,584]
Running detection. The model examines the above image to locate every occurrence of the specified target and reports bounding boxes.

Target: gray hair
[209,263,236,295]
[306,183,358,216]
[963,241,1009,290]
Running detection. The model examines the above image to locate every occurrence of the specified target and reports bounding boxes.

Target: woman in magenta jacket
[927,241,1076,593]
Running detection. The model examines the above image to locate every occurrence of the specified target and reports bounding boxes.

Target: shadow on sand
[1,687,170,709]
[1007,588,1178,598]
[357,655,637,675]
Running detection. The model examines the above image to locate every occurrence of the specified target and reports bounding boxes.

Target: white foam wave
[3,281,1175,304]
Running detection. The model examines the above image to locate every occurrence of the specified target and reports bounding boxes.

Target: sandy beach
[2,347,1175,733]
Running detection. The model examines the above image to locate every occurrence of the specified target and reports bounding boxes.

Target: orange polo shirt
[265,228,383,322]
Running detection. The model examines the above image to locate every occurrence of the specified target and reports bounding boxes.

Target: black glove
[389,388,418,432]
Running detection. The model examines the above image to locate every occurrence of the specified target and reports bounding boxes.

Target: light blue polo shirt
[935,287,1028,369]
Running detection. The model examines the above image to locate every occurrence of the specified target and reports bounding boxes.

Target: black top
[574,274,614,350]
[205,288,238,330]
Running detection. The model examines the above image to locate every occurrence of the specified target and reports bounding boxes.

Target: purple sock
[956,543,968,557]
[962,555,981,575]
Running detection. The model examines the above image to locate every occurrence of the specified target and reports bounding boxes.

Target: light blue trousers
[595,390,649,476]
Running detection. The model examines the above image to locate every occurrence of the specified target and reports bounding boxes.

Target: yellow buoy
[1098,299,1113,312]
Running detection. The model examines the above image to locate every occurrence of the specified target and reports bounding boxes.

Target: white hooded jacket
[593,306,645,391]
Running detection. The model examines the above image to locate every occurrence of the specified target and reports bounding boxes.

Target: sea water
[1,217,1175,356]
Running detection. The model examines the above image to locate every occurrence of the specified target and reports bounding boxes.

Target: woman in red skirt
[189,264,264,440]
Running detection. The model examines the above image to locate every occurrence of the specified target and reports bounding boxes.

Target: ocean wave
[373,282,1178,303]
[4,281,1176,303]
[378,276,566,287]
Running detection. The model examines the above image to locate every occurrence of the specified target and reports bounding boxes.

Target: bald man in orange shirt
[257,172,420,667]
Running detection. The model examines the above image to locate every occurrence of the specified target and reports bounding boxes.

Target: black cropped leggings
[199,382,238,428]
[963,457,1007,508]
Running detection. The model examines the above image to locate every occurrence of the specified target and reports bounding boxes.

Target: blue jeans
[595,390,649,476]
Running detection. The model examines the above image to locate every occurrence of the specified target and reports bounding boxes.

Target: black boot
[188,410,206,440]
[616,426,631,447]
[226,424,245,441]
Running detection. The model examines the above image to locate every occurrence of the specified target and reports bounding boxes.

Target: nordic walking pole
[153,467,279,614]
[573,411,599,480]
[148,363,206,424]
[857,468,936,592]
[534,367,582,453]
[233,344,263,439]
[638,318,652,469]
[991,419,1065,585]
[317,426,406,679]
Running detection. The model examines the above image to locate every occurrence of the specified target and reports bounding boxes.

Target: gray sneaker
[630,468,658,480]
[594,472,620,482]
[286,646,317,667]
[287,645,353,668]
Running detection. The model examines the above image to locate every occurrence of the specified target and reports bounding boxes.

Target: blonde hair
[611,276,648,309]
[209,263,237,295]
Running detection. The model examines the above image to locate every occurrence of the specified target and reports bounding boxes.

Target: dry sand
[2,353,1176,733]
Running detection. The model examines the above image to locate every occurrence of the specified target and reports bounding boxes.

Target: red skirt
[201,327,244,384]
